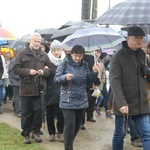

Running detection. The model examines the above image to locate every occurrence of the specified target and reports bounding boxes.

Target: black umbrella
[38,28,58,41]
[58,20,92,30]
[8,39,27,51]
[39,76,45,128]
[50,25,93,42]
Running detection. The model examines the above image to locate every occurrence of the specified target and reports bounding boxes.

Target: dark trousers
[46,104,64,135]
[21,96,42,135]
[4,85,13,101]
[86,88,96,119]
[62,109,83,150]
[13,86,21,114]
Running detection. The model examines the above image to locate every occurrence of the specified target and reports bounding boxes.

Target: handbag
[91,88,101,97]
[0,79,4,87]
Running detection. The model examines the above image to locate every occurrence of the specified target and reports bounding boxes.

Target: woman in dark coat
[54,45,99,150]
[45,40,66,142]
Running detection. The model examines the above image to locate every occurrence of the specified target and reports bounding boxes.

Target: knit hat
[50,40,62,51]
[100,52,107,59]
[128,26,145,36]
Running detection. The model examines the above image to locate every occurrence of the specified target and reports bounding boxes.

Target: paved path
[0,100,142,150]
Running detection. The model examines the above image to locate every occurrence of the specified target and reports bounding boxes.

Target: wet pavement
[0,100,143,150]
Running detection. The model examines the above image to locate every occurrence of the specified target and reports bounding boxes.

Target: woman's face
[71,53,84,63]
[40,44,46,52]
[51,48,62,58]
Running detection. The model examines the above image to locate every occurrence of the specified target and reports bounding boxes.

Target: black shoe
[87,118,96,122]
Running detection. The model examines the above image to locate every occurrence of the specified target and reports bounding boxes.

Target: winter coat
[45,64,60,105]
[8,58,20,87]
[54,55,98,109]
[13,45,53,96]
[110,41,150,116]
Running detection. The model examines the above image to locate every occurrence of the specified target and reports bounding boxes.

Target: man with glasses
[110,26,150,150]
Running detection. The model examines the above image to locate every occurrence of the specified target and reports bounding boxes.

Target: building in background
[82,0,98,23]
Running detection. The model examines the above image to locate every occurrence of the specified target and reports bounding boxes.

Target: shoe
[57,133,64,142]
[106,110,113,119]
[131,139,143,147]
[49,134,55,142]
[31,132,42,143]
[17,113,21,118]
[95,106,101,115]
[24,135,31,144]
[87,118,96,122]
[80,124,86,130]
[22,131,31,144]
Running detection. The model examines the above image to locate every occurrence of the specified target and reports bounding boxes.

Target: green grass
[0,123,47,150]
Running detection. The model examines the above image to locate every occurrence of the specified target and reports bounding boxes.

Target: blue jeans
[95,94,103,106]
[113,114,150,150]
[129,116,141,142]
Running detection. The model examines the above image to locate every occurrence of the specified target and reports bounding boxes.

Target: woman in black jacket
[45,40,66,142]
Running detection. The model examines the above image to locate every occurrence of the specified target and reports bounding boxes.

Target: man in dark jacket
[13,32,53,144]
[110,26,150,150]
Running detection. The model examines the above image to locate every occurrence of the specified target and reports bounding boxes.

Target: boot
[0,105,2,114]
[22,131,31,144]
[31,131,42,143]
[106,110,113,119]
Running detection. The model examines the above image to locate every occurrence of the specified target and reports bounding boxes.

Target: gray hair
[29,32,41,40]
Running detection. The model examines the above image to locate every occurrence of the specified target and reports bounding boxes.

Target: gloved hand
[140,64,150,77]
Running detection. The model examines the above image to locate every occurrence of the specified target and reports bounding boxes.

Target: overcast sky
[0,0,125,38]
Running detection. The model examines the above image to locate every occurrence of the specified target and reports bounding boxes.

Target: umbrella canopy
[20,34,31,42]
[0,37,7,46]
[8,39,27,51]
[0,27,16,40]
[38,28,58,41]
[94,0,150,26]
[50,25,93,42]
[58,20,92,30]
[61,27,125,51]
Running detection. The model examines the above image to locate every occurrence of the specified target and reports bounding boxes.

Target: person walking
[8,47,23,117]
[54,45,99,150]
[45,40,66,142]
[13,32,53,144]
[110,26,150,150]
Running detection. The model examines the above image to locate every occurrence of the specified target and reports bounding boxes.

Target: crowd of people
[1,26,150,150]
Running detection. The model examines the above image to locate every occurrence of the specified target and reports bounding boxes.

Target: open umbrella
[20,34,31,42]
[38,28,58,41]
[61,27,125,51]
[58,20,92,30]
[8,39,27,51]
[0,27,16,40]
[94,0,150,26]
[0,37,7,46]
[50,25,93,42]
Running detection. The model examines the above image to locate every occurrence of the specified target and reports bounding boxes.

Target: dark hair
[70,45,85,55]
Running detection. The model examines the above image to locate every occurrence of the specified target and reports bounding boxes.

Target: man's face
[29,36,41,50]
[127,36,144,50]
